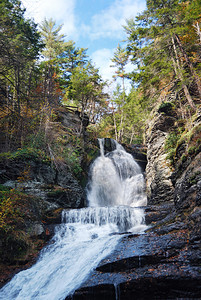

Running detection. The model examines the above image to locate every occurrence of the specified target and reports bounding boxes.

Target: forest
[1,0,201,150]
[0,0,201,289]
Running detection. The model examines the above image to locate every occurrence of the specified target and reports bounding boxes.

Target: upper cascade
[87,138,147,208]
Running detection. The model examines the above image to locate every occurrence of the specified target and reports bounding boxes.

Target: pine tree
[110,44,129,142]
[67,61,107,134]
[0,0,42,150]
[39,18,66,106]
[124,0,201,111]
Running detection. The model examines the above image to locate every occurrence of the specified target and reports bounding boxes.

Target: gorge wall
[66,108,201,299]
[145,113,175,204]
[145,105,201,209]
[0,106,88,285]
[1,101,201,296]
[145,104,201,262]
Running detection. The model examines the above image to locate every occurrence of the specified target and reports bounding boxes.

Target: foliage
[96,0,200,145]
[165,132,180,152]
[123,0,201,116]
[158,102,175,115]
[165,131,181,164]
[0,189,43,262]
[165,123,201,165]
[66,61,107,127]
[39,18,65,61]
[0,148,50,164]
[98,85,148,144]
[0,185,11,192]
[0,190,32,234]
[111,44,129,80]
[0,195,19,233]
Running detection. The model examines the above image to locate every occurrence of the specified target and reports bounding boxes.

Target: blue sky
[21,0,146,84]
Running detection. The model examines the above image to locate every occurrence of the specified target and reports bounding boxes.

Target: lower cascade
[0,139,147,300]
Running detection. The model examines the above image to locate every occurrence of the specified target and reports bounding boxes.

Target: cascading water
[0,139,147,300]
[87,139,146,208]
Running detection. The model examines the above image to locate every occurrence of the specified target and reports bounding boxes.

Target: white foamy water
[87,139,147,207]
[0,139,147,300]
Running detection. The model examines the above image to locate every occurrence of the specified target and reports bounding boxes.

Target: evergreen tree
[110,44,129,142]
[0,0,42,149]
[124,0,201,111]
[67,61,107,133]
[39,18,66,106]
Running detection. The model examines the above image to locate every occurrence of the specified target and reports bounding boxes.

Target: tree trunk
[13,66,21,115]
[119,111,124,143]
[175,33,201,97]
[193,22,201,44]
[112,104,118,141]
[171,36,196,110]
[47,65,53,106]
[129,128,135,145]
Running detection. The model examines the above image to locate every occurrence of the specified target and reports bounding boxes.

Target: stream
[0,139,147,300]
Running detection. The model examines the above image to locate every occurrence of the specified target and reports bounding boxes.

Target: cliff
[67,105,201,299]
[144,103,201,267]
[0,106,90,286]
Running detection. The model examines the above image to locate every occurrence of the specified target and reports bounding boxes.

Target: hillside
[0,0,201,296]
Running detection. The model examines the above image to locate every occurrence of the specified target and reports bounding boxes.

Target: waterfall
[87,138,147,208]
[0,139,147,300]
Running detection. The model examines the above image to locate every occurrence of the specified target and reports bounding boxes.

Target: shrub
[0,184,11,192]
[0,148,51,164]
[158,102,174,115]
[165,131,182,165]
[165,132,180,152]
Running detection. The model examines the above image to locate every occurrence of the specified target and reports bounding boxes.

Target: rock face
[145,114,175,204]
[67,109,201,299]
[0,158,84,210]
[145,107,201,210]
[0,106,86,285]
[66,203,201,300]
[123,144,147,172]
[66,205,201,300]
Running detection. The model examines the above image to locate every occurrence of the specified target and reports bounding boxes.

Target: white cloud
[91,48,115,82]
[21,0,144,85]
[21,0,76,37]
[81,0,146,40]
[91,48,132,93]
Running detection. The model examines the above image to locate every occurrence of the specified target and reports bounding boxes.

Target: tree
[67,61,107,134]
[0,0,42,150]
[109,85,125,142]
[110,44,129,142]
[59,42,88,78]
[58,42,88,98]
[39,18,66,106]
[39,18,65,61]
[124,0,201,111]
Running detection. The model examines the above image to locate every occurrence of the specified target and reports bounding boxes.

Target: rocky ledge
[66,203,201,299]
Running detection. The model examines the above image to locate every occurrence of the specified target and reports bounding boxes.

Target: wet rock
[173,152,201,210]
[71,205,201,299]
[153,221,187,235]
[145,203,174,224]
[123,144,147,171]
[119,277,201,299]
[103,138,117,153]
[96,254,166,273]
[66,284,116,300]
[188,249,201,265]
[30,223,45,237]
[67,277,201,300]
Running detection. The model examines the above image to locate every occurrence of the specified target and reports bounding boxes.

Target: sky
[21,0,146,87]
